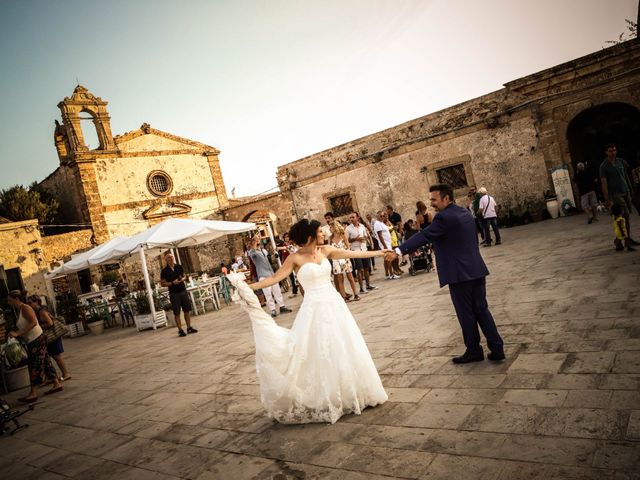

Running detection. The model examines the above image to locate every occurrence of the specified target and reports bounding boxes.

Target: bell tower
[54,85,117,162]
[51,85,112,243]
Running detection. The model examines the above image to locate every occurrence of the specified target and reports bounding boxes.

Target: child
[612,204,635,252]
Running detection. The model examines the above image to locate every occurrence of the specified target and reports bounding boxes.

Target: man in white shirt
[373,211,399,279]
[346,212,377,294]
[321,212,334,245]
[478,187,501,246]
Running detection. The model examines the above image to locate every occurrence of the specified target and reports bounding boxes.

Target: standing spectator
[247,235,293,317]
[330,220,360,301]
[600,143,639,244]
[277,232,301,297]
[611,203,635,252]
[416,201,432,229]
[322,212,334,245]
[573,162,599,224]
[373,211,397,279]
[386,216,404,276]
[27,295,71,381]
[8,291,62,402]
[478,187,501,247]
[220,262,229,275]
[161,251,198,337]
[631,153,640,216]
[468,187,485,243]
[364,213,379,271]
[114,275,132,326]
[346,212,377,294]
[386,205,402,232]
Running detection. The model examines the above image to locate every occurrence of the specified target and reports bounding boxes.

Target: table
[78,287,115,305]
[186,279,220,314]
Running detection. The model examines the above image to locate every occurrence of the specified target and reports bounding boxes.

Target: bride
[227,218,389,424]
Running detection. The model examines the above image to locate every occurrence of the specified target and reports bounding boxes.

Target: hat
[478,187,487,194]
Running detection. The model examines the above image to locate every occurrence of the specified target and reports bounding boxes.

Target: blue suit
[398,203,503,354]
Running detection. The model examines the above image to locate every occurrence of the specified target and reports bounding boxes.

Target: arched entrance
[567,102,640,172]
[242,210,280,238]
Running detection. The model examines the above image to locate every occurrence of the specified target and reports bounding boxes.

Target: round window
[147,171,173,196]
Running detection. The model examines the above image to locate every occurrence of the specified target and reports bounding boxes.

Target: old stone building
[224,39,640,227]
[32,86,241,293]
[42,85,228,241]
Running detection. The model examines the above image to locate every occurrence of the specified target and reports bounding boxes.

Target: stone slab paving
[1,214,639,479]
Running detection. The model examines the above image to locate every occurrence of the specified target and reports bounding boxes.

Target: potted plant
[162,301,175,327]
[544,190,559,219]
[132,292,167,331]
[1,332,30,392]
[101,269,119,286]
[86,309,105,335]
[56,292,86,337]
[529,199,545,222]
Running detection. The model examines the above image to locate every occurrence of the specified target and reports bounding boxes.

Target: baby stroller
[408,244,433,275]
[403,229,433,275]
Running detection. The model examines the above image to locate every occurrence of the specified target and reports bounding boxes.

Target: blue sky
[0,0,636,197]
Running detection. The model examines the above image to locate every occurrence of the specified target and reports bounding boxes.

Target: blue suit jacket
[398,203,489,287]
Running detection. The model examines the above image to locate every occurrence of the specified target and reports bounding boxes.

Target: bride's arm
[249,255,295,290]
[323,245,387,260]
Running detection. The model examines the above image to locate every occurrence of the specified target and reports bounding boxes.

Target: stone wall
[272,40,640,222]
[0,220,48,296]
[222,191,295,236]
[40,163,87,225]
[285,113,548,222]
[41,229,94,264]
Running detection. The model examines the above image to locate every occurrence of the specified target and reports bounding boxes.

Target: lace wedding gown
[227,258,388,424]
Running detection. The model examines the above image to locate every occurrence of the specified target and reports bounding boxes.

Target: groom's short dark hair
[430,183,454,201]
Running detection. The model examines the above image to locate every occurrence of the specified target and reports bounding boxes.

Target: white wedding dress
[227,258,388,424]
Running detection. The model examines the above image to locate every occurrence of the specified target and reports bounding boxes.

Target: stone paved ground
[1,214,639,479]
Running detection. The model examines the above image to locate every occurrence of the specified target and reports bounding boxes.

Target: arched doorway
[242,210,280,237]
[567,102,640,171]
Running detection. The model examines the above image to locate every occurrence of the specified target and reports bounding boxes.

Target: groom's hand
[384,250,399,263]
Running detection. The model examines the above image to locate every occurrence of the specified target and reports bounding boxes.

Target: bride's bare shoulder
[318,245,335,258]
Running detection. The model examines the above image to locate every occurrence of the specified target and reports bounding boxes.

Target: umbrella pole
[139,248,157,329]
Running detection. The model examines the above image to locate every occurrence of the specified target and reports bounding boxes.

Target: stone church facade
[37,86,236,289]
[224,39,640,228]
[41,85,228,242]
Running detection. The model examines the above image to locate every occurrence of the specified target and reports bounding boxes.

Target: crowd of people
[222,185,509,313]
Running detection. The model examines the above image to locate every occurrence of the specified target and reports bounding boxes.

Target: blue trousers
[449,277,503,354]
[483,217,501,244]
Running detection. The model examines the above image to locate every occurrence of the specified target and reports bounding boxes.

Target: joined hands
[383,250,399,263]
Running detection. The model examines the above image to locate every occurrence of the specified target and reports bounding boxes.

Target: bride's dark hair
[288,219,321,246]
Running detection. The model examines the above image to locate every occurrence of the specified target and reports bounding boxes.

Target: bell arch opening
[79,108,101,150]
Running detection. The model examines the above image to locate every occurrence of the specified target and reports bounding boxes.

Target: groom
[385,183,504,363]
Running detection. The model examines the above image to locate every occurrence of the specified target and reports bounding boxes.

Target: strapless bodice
[296,258,334,294]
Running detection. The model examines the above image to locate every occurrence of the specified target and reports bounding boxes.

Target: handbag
[43,317,69,344]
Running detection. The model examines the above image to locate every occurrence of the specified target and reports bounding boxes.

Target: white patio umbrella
[44,218,256,328]
[83,218,257,324]
[46,236,129,277]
